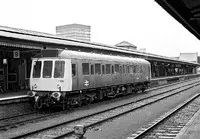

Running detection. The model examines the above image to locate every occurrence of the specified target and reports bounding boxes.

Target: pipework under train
[27,49,151,109]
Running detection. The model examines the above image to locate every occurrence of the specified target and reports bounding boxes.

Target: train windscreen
[54,61,65,78]
[43,61,53,78]
[33,61,42,78]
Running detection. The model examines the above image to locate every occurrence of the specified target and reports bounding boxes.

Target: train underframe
[29,82,149,110]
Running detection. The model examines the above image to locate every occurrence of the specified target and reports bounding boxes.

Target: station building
[115,41,137,50]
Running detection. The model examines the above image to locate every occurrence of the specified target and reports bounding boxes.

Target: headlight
[27,91,37,97]
[51,92,61,101]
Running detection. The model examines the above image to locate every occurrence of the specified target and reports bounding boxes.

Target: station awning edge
[155,0,200,40]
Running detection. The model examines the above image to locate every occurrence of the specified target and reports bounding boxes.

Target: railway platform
[0,90,28,104]
[175,108,200,139]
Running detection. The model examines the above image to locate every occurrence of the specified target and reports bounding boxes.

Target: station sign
[13,50,20,58]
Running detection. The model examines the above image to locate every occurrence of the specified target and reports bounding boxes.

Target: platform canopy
[155,0,200,40]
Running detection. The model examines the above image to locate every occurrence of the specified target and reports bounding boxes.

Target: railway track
[0,77,197,121]
[128,93,200,139]
[4,79,200,139]
[0,78,198,132]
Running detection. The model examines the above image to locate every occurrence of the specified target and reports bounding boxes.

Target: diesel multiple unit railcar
[27,49,151,109]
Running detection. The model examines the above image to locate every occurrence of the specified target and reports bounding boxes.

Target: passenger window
[136,65,140,73]
[140,65,143,73]
[54,61,65,78]
[72,64,76,76]
[115,64,119,73]
[130,65,133,74]
[127,65,130,73]
[119,65,122,73]
[123,65,125,74]
[102,65,105,74]
[133,65,136,73]
[95,63,101,74]
[112,65,114,74]
[125,65,127,74]
[106,64,111,74]
[43,61,52,78]
[82,63,89,75]
[91,65,94,75]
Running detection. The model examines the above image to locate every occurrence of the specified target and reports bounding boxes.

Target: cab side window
[72,64,76,76]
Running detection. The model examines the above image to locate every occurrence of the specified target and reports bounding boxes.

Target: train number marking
[84,80,89,86]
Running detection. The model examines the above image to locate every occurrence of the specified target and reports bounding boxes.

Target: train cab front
[27,58,72,109]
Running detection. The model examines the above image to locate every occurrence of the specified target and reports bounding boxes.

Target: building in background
[179,53,198,63]
[115,41,137,50]
[56,23,91,42]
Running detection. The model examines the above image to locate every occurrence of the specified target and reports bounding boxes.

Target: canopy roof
[155,0,200,40]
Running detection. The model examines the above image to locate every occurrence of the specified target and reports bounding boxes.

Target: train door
[94,62,102,88]
[78,60,91,90]
[132,64,138,83]
[89,62,95,88]
[136,64,141,82]
[105,63,112,86]
[112,63,121,85]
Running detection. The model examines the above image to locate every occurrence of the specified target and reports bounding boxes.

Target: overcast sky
[1,0,200,57]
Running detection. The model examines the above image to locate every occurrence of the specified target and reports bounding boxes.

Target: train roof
[33,49,150,65]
